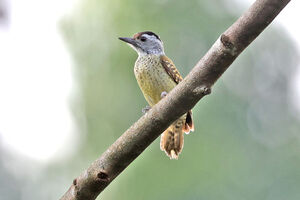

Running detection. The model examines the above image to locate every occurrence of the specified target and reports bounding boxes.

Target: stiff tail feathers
[160,111,194,159]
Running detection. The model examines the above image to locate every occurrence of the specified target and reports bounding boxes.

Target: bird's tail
[160,112,193,159]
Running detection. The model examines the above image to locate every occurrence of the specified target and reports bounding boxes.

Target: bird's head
[119,31,164,56]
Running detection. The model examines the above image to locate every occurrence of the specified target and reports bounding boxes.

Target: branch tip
[73,179,77,186]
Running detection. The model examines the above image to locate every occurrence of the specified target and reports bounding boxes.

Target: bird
[119,31,194,159]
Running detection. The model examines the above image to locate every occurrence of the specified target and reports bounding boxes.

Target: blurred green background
[1,0,300,199]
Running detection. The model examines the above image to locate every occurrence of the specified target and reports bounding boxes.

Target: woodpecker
[119,31,194,159]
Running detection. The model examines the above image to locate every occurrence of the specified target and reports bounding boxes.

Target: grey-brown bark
[60,0,291,199]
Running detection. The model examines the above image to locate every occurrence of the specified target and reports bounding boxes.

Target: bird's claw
[142,105,151,114]
[161,91,168,99]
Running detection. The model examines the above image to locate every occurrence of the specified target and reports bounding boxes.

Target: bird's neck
[137,50,165,57]
[136,46,165,56]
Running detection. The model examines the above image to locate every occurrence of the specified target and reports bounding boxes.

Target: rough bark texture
[60,0,291,199]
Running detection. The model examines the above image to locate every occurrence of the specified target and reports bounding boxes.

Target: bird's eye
[140,37,147,42]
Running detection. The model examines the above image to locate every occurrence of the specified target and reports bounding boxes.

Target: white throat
[137,48,165,56]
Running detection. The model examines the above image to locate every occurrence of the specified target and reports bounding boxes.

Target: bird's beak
[119,37,138,47]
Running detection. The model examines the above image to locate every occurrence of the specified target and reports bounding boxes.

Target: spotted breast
[134,54,177,106]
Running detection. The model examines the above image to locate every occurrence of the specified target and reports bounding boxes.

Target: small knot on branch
[202,87,211,95]
[97,171,109,181]
[221,34,233,49]
[220,34,238,56]
[193,86,211,96]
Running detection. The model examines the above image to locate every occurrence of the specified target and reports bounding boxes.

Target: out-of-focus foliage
[59,0,300,199]
[1,0,300,199]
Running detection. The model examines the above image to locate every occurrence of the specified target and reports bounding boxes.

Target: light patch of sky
[236,0,300,112]
[277,1,300,114]
[0,0,79,162]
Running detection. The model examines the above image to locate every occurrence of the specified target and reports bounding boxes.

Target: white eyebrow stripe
[143,34,159,40]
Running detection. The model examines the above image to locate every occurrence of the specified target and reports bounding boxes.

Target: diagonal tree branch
[60,0,291,199]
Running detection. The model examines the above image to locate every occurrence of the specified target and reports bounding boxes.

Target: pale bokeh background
[0,0,300,199]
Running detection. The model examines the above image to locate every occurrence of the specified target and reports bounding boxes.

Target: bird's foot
[142,105,151,114]
[161,91,168,99]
